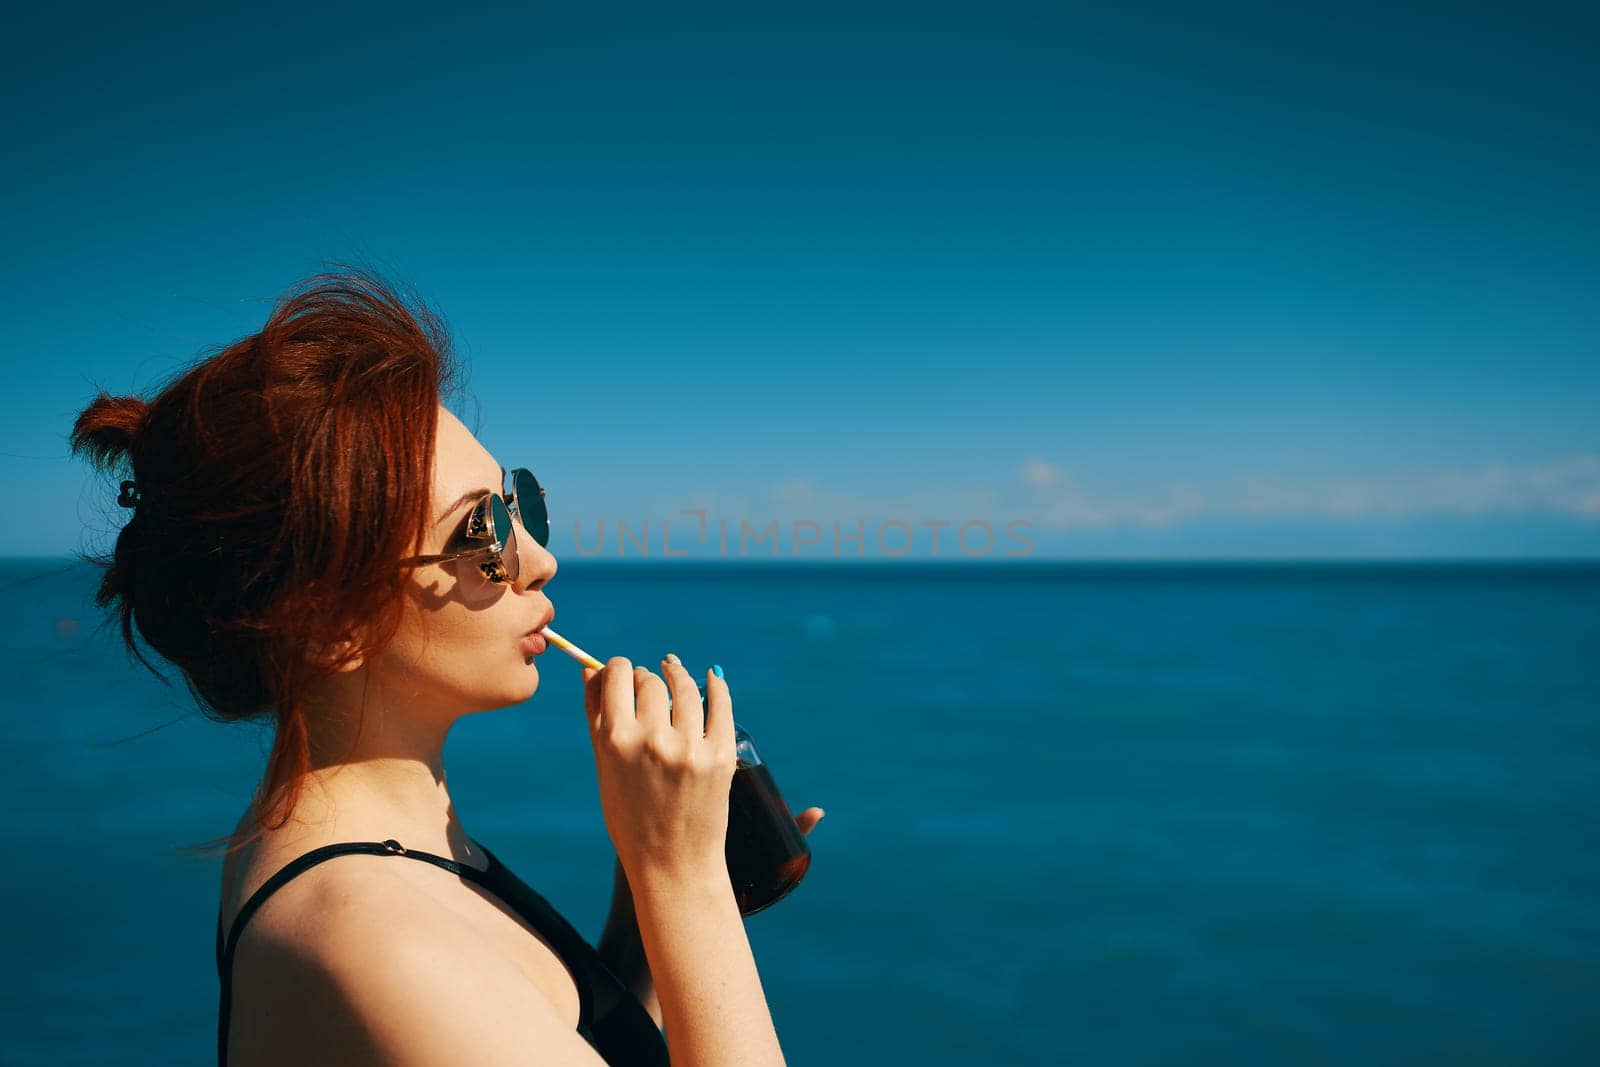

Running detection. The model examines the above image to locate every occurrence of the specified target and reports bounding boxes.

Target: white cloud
[1021,458,1062,489]
[1232,454,1600,520]
[1021,454,1600,531]
[767,479,818,510]
[1027,467,1207,530]
[752,478,1000,524]
[653,455,1600,543]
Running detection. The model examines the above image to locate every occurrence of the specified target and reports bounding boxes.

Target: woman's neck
[272,683,479,860]
[253,760,482,866]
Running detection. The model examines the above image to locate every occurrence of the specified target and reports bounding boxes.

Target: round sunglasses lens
[513,469,549,546]
[488,494,520,583]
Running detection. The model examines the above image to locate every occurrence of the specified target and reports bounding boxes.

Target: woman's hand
[582,655,739,890]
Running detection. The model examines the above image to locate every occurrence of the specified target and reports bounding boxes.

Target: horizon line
[7,554,1600,566]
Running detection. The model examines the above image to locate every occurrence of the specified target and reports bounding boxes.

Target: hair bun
[71,392,151,469]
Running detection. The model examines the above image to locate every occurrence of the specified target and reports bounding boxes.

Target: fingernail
[664,653,681,666]
[712,663,724,679]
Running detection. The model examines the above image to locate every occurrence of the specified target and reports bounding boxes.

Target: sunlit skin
[222,404,822,1038]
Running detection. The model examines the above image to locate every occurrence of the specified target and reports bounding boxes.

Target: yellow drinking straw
[541,626,604,670]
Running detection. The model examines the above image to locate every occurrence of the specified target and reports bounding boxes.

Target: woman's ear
[328,642,366,673]
[309,633,367,674]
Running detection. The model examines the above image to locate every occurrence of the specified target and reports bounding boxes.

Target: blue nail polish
[712,663,724,679]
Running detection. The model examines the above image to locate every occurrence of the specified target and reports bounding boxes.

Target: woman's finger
[795,806,826,836]
[595,657,634,737]
[703,665,735,762]
[660,653,705,739]
[632,665,670,733]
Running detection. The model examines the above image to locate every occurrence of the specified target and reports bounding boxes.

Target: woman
[71,268,822,1066]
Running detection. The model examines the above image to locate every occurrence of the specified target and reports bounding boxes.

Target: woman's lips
[519,631,548,656]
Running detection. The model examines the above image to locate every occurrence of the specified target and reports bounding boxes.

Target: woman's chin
[463,661,540,711]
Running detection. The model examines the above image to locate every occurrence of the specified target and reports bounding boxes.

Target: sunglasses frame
[403,468,548,585]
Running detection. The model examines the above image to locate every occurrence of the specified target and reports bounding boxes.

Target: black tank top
[215,838,670,1066]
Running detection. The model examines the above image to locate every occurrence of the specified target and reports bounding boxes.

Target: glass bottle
[725,723,812,915]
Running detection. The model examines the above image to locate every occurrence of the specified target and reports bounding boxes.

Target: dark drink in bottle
[725,723,811,915]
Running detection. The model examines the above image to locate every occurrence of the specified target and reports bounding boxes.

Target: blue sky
[5,3,1597,558]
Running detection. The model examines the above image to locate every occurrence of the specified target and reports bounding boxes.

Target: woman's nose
[516,532,557,593]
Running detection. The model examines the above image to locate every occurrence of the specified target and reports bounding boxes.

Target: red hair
[71,266,459,857]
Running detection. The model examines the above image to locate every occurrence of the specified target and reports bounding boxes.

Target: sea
[1,559,1595,1065]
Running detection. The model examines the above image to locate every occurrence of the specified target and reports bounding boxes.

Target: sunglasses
[403,467,548,585]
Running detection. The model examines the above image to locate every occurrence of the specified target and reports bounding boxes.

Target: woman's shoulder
[220,830,603,1066]
[220,829,420,951]
[218,815,568,996]
[218,792,456,937]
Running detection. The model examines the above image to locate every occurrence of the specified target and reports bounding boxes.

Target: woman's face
[365,406,559,715]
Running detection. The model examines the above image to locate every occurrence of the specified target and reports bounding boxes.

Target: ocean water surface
[0,560,1596,1065]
